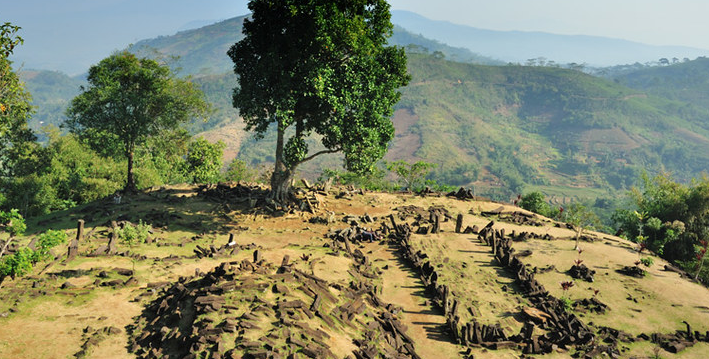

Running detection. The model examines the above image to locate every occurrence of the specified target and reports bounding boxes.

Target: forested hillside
[18,16,709,202]
[615,56,709,110]
[20,70,83,140]
[396,55,709,198]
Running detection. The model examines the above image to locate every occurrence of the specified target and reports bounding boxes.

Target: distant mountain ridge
[391,10,709,66]
[130,15,248,76]
[129,15,503,76]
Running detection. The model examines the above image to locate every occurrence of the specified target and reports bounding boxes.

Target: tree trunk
[0,236,13,259]
[574,228,583,250]
[125,149,137,193]
[696,257,705,281]
[269,121,293,203]
[270,168,294,203]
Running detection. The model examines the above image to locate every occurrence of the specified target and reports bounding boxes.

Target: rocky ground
[1,183,708,358]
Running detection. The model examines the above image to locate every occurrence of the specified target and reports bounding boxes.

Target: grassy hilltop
[1,185,708,358]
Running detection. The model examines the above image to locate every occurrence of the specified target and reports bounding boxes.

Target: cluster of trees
[612,172,709,281]
[319,159,453,193]
[520,172,709,283]
[1,32,232,216]
[1,23,35,179]
[521,57,693,76]
[2,128,233,216]
[3,0,412,214]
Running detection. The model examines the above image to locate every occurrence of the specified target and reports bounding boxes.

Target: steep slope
[386,55,709,198]
[129,15,501,76]
[20,70,85,139]
[130,15,247,76]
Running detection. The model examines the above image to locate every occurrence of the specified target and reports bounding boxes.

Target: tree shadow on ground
[412,321,457,343]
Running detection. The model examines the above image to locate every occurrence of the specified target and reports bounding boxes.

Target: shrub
[559,296,573,312]
[386,160,437,191]
[116,220,151,247]
[0,227,68,281]
[559,280,575,311]
[186,137,226,184]
[223,159,257,183]
[35,229,68,261]
[0,209,26,237]
[0,247,35,279]
[319,167,396,192]
[519,191,550,214]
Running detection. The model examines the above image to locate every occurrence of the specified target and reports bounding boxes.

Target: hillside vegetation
[615,57,709,110]
[395,55,709,198]
[19,16,709,203]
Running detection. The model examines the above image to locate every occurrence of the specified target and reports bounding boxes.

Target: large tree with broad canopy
[229,0,410,202]
[66,51,209,192]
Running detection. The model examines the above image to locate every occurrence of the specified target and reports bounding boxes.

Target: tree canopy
[614,172,709,266]
[0,23,36,178]
[65,51,210,191]
[229,0,410,202]
[186,137,226,184]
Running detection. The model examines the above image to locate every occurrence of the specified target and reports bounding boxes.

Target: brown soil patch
[375,243,463,358]
[578,127,642,152]
[196,118,247,166]
[0,289,140,359]
[674,127,709,147]
[385,108,423,161]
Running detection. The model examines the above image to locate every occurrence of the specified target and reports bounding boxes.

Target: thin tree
[229,0,410,202]
[564,202,600,250]
[66,51,209,192]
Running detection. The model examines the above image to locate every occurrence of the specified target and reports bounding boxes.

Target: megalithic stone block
[473,320,482,344]
[67,219,84,261]
[432,214,440,234]
[107,232,117,255]
[76,219,84,241]
[455,214,463,233]
[389,214,399,235]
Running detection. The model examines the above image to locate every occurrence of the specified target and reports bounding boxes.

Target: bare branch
[297,147,341,166]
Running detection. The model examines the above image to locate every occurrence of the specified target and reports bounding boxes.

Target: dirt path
[369,243,463,359]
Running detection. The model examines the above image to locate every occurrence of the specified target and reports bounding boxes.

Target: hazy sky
[5,0,246,74]
[386,0,709,49]
[4,0,709,74]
